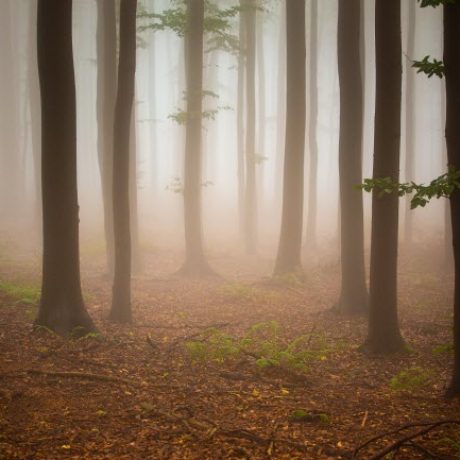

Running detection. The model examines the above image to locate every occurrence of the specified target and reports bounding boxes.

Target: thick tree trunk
[110,0,137,322]
[404,0,416,246]
[444,1,460,398]
[364,0,405,353]
[36,0,95,335]
[96,0,117,275]
[305,0,318,253]
[179,0,212,276]
[337,0,368,314]
[243,0,257,255]
[273,0,306,276]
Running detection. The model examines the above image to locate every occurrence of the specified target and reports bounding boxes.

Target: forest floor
[0,240,460,459]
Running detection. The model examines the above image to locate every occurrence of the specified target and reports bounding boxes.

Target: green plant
[432,343,454,355]
[289,409,331,424]
[389,367,433,391]
[0,281,40,305]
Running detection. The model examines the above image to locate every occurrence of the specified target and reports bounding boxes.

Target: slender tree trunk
[36,0,95,335]
[404,0,416,246]
[243,0,257,255]
[364,0,405,353]
[237,4,246,242]
[337,0,368,314]
[96,0,117,275]
[110,0,137,322]
[256,8,266,203]
[444,0,460,398]
[305,0,318,252]
[273,0,306,276]
[179,0,212,276]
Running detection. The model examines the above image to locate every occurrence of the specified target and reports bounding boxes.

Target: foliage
[432,343,454,355]
[412,55,445,78]
[389,367,433,391]
[289,409,331,424]
[359,167,460,209]
[0,281,40,305]
[185,321,332,374]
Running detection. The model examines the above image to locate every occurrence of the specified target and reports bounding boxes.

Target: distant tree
[363,0,405,353]
[273,0,306,276]
[443,0,460,398]
[336,0,368,314]
[242,0,257,255]
[304,0,318,253]
[96,0,117,275]
[110,0,137,322]
[178,0,213,275]
[36,0,96,335]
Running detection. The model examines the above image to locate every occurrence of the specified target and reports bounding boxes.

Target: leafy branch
[358,167,460,209]
[412,55,445,78]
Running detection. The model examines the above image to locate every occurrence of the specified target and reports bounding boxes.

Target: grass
[0,281,40,305]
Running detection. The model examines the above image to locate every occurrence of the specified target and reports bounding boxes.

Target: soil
[0,246,459,459]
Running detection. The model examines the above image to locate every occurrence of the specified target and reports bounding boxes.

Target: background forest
[0,0,460,459]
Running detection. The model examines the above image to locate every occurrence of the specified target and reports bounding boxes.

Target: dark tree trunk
[305,0,318,253]
[96,0,117,275]
[273,0,306,276]
[364,0,405,353]
[336,0,368,314]
[444,1,460,398]
[243,0,257,255]
[404,0,416,245]
[179,0,212,276]
[110,0,137,322]
[36,0,95,335]
[237,3,246,243]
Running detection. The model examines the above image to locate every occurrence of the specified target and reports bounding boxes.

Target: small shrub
[0,281,40,305]
[389,367,433,391]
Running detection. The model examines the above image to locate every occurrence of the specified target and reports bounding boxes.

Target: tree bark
[36,0,95,335]
[337,0,368,314]
[110,0,137,322]
[273,0,306,276]
[179,0,212,276]
[305,0,318,253]
[364,0,405,353]
[96,0,117,275]
[444,0,460,398]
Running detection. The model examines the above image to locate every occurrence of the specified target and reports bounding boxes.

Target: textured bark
[337,0,368,314]
[110,0,137,322]
[364,0,405,353]
[273,0,306,276]
[179,0,212,276]
[243,0,257,255]
[444,1,460,398]
[404,0,416,245]
[305,0,318,252]
[96,0,117,275]
[36,0,95,335]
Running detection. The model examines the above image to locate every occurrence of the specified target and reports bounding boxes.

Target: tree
[35,0,96,335]
[242,0,257,255]
[304,0,318,253]
[96,0,117,275]
[336,0,368,314]
[363,0,405,353]
[273,0,306,276]
[178,0,213,275]
[444,0,460,398]
[110,0,137,322]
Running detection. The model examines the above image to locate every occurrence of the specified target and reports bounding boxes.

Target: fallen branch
[352,420,460,459]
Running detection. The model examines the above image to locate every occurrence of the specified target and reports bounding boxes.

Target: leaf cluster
[359,167,460,209]
[412,55,445,78]
[389,367,433,391]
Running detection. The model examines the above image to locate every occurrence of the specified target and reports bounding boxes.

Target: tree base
[445,374,460,398]
[359,334,406,355]
[333,293,369,316]
[175,259,218,278]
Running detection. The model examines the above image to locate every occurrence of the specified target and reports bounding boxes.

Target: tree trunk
[273,0,306,276]
[36,0,95,335]
[243,0,257,255]
[96,0,117,275]
[444,0,460,398]
[337,0,368,314]
[404,0,416,246]
[364,0,405,353]
[179,0,212,276]
[305,0,318,253]
[110,0,137,322]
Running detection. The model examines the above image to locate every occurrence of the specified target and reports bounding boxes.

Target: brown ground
[0,243,459,459]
